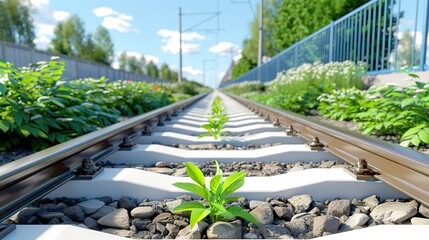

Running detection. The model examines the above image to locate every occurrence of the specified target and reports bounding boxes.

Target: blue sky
[28,0,259,88]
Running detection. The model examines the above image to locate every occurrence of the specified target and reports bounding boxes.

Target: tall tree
[273,0,368,50]
[50,15,86,57]
[0,0,35,47]
[92,26,114,65]
[146,60,159,78]
[119,52,128,71]
[159,63,171,80]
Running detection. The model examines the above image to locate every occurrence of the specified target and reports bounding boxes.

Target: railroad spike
[258,111,264,117]
[74,158,103,180]
[157,117,165,126]
[272,118,280,126]
[142,125,152,136]
[285,125,296,136]
[119,136,136,151]
[306,136,325,150]
[347,158,380,180]
[264,114,270,121]
[172,110,178,116]
[165,114,172,121]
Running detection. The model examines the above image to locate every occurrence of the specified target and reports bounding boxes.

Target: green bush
[0,59,119,150]
[223,81,265,95]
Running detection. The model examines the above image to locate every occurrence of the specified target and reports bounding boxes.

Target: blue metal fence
[0,40,168,84]
[222,0,429,87]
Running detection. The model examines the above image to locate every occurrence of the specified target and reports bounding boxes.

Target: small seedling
[198,115,230,139]
[172,160,259,228]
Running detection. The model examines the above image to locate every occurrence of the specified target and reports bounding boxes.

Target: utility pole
[178,7,183,83]
[257,0,263,66]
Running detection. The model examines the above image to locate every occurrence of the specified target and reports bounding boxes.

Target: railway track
[0,91,428,239]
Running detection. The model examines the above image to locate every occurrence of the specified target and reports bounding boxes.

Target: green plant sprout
[172,160,259,228]
[211,96,225,118]
[198,115,230,139]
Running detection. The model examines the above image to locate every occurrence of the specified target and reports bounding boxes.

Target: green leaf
[222,196,241,204]
[411,135,421,147]
[402,124,426,139]
[210,175,222,193]
[221,172,246,197]
[0,120,10,132]
[14,112,27,126]
[401,98,415,108]
[172,201,206,212]
[212,203,228,213]
[198,133,212,139]
[185,162,206,187]
[0,82,6,96]
[214,160,222,176]
[173,182,207,199]
[227,206,259,226]
[400,140,411,147]
[190,208,211,229]
[418,129,429,144]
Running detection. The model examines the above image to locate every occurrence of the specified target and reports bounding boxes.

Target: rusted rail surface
[0,92,209,221]
[223,91,429,207]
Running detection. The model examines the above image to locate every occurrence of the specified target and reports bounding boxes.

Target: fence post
[329,21,334,62]
[419,0,429,71]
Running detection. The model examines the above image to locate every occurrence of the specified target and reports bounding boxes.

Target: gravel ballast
[5,194,428,239]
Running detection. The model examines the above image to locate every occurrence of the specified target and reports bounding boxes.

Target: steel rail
[223,91,429,207]
[0,92,209,221]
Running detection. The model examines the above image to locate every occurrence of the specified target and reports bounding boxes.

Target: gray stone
[327,200,351,217]
[250,202,274,225]
[370,202,418,223]
[60,215,74,224]
[37,212,64,220]
[78,199,105,214]
[101,228,132,237]
[54,203,69,212]
[319,160,335,168]
[411,217,429,225]
[118,196,137,211]
[95,196,113,205]
[288,165,305,172]
[176,221,208,239]
[146,167,175,175]
[288,194,313,213]
[172,168,187,177]
[165,199,184,212]
[152,212,174,224]
[291,212,314,225]
[90,206,117,220]
[155,161,174,168]
[342,213,369,230]
[108,201,118,208]
[63,205,85,222]
[97,208,130,229]
[249,200,265,210]
[84,217,99,230]
[40,203,56,212]
[156,222,168,236]
[274,206,294,221]
[362,195,379,210]
[9,207,39,224]
[309,207,321,216]
[207,221,242,239]
[313,215,340,237]
[270,200,287,207]
[419,204,429,218]
[132,218,152,231]
[259,224,293,239]
[49,218,60,224]
[285,219,307,236]
[131,207,155,218]
[243,233,259,239]
[166,223,180,238]
[174,219,189,228]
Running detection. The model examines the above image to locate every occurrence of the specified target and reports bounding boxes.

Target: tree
[160,63,171,80]
[50,15,86,57]
[0,0,35,47]
[232,55,256,79]
[119,52,128,71]
[92,26,114,65]
[146,60,159,78]
[273,0,368,50]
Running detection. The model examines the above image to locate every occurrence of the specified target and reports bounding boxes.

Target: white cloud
[218,72,225,78]
[118,13,133,21]
[35,23,55,36]
[209,42,241,56]
[53,10,70,22]
[33,35,51,50]
[102,17,133,32]
[93,7,136,33]
[157,29,205,55]
[30,0,49,7]
[182,66,203,76]
[93,7,116,17]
